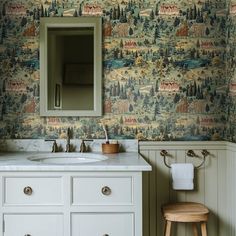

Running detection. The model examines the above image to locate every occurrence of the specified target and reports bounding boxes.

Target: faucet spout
[79,139,93,153]
[65,128,72,152]
[80,140,87,153]
[45,139,59,153]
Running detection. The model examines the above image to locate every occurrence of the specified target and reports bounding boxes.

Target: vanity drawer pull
[101,186,111,196]
[103,234,109,236]
[23,186,33,195]
[24,234,31,236]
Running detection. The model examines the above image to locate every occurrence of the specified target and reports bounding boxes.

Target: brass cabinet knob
[23,186,33,195]
[101,186,111,196]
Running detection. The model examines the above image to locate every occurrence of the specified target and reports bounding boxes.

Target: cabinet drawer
[72,177,133,205]
[4,177,63,205]
[72,213,134,236]
[4,214,63,236]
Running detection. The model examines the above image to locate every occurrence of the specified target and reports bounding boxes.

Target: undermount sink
[28,153,108,164]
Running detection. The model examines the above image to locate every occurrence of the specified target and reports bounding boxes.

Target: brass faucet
[45,139,59,152]
[65,128,72,152]
[80,140,87,153]
[79,139,93,152]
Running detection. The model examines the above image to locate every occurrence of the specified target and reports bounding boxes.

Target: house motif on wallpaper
[104,21,112,37]
[176,22,189,37]
[114,100,130,114]
[6,80,27,93]
[124,40,137,49]
[82,3,102,15]
[189,100,206,113]
[124,116,137,125]
[23,23,36,37]
[176,98,188,113]
[230,3,236,15]
[189,23,206,37]
[201,41,214,49]
[159,4,179,16]
[24,98,36,113]
[104,99,112,113]
[113,23,130,37]
[159,82,180,92]
[200,117,214,126]
[5,3,26,15]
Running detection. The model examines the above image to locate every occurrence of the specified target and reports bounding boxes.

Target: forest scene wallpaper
[0,0,235,141]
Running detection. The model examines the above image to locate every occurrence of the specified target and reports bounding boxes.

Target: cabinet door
[4,214,63,236]
[72,213,134,236]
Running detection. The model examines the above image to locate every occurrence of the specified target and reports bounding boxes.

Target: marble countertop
[0,152,151,172]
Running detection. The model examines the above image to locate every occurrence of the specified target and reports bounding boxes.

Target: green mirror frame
[40,17,102,117]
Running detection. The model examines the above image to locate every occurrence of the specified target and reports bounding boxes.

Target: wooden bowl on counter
[102,143,119,154]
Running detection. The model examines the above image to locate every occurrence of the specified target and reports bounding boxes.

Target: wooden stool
[162,202,209,236]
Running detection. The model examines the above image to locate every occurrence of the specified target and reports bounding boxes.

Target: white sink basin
[28,153,108,164]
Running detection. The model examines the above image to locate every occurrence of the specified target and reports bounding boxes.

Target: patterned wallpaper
[227,0,236,142]
[0,0,230,141]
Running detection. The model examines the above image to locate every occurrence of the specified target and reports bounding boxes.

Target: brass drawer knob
[101,186,111,196]
[23,186,33,195]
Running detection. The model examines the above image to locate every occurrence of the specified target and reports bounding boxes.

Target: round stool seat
[162,202,209,223]
[162,202,209,236]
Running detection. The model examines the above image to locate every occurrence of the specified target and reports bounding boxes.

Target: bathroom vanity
[0,152,151,236]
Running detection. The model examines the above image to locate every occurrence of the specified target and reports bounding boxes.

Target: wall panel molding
[140,141,235,236]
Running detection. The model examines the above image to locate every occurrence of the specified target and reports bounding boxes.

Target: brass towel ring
[160,149,209,169]
[160,150,171,168]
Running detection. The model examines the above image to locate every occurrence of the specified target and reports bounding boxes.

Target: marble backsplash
[0,139,138,153]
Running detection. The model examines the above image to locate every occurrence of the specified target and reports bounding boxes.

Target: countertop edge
[0,152,152,172]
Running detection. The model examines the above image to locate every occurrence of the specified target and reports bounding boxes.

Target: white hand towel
[171,163,194,190]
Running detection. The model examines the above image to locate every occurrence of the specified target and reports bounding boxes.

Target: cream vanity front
[0,152,151,236]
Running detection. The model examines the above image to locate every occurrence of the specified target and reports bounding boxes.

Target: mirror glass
[40,17,102,116]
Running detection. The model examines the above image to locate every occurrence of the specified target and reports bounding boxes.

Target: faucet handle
[80,140,87,153]
[65,143,72,152]
[45,139,58,152]
[52,140,58,152]
[67,128,72,139]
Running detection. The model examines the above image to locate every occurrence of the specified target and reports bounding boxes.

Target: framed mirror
[40,17,102,116]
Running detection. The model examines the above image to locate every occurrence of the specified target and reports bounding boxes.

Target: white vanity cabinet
[0,172,143,236]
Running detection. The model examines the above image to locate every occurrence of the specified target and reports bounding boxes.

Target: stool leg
[164,220,172,236]
[192,223,198,236]
[200,222,207,236]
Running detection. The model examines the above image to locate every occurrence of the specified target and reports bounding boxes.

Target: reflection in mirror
[40,17,102,116]
[48,27,94,110]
